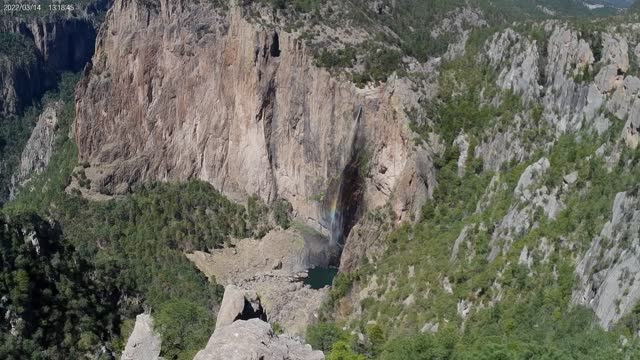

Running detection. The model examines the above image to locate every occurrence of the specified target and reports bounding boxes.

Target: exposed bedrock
[74,0,436,269]
[9,103,63,199]
[194,319,325,360]
[187,228,330,336]
[574,190,640,329]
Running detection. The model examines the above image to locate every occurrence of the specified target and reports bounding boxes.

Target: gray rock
[122,314,162,360]
[518,246,533,269]
[453,132,469,177]
[563,171,578,185]
[488,158,564,261]
[193,319,324,360]
[486,29,540,102]
[216,285,263,330]
[514,157,550,201]
[186,229,329,336]
[450,225,469,262]
[574,191,640,329]
[420,322,439,334]
[9,103,62,199]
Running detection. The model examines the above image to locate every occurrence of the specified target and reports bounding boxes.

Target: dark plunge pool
[304,267,339,289]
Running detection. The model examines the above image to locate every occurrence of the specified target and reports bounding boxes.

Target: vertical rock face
[9,103,62,198]
[122,314,162,360]
[74,0,435,268]
[476,23,640,172]
[197,282,324,359]
[0,13,100,115]
[9,16,98,74]
[574,190,640,329]
[485,29,540,103]
[215,285,265,329]
[0,48,42,116]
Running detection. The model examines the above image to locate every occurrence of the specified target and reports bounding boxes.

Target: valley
[3,0,640,359]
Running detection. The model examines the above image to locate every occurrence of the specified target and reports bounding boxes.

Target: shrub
[272,198,293,229]
[306,322,349,353]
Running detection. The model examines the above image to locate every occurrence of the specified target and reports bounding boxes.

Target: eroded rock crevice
[327,132,365,250]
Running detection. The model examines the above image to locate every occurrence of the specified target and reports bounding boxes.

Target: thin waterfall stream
[304,106,365,289]
[328,105,363,248]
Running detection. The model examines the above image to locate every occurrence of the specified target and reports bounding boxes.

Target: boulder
[122,314,162,360]
[216,285,264,329]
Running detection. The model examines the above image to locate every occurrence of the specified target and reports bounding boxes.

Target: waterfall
[328,106,363,247]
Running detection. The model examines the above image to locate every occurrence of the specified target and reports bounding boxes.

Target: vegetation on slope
[311,22,640,359]
[0,33,38,64]
[0,214,121,359]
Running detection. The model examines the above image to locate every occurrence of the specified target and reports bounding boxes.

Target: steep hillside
[321,14,640,360]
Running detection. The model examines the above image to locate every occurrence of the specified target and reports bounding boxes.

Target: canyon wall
[74,0,436,269]
[0,9,102,115]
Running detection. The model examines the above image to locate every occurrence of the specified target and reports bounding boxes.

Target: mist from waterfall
[328,106,363,247]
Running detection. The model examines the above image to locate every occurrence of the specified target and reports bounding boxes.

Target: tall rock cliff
[74,0,436,269]
[9,103,62,199]
[0,35,42,116]
[0,6,105,115]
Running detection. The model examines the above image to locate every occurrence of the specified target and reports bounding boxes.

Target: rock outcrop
[122,314,162,360]
[4,15,98,75]
[74,0,435,270]
[0,6,103,115]
[194,319,324,360]
[9,103,62,198]
[187,228,329,336]
[488,157,565,261]
[196,281,324,360]
[574,190,640,329]
[486,28,540,103]
[215,285,265,329]
[187,228,331,284]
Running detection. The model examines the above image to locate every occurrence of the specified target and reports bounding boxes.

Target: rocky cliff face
[192,285,323,359]
[470,22,640,330]
[8,1,640,356]
[5,15,98,74]
[0,8,103,115]
[74,0,436,270]
[574,190,640,329]
[122,314,162,360]
[9,103,62,198]
[0,41,42,116]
